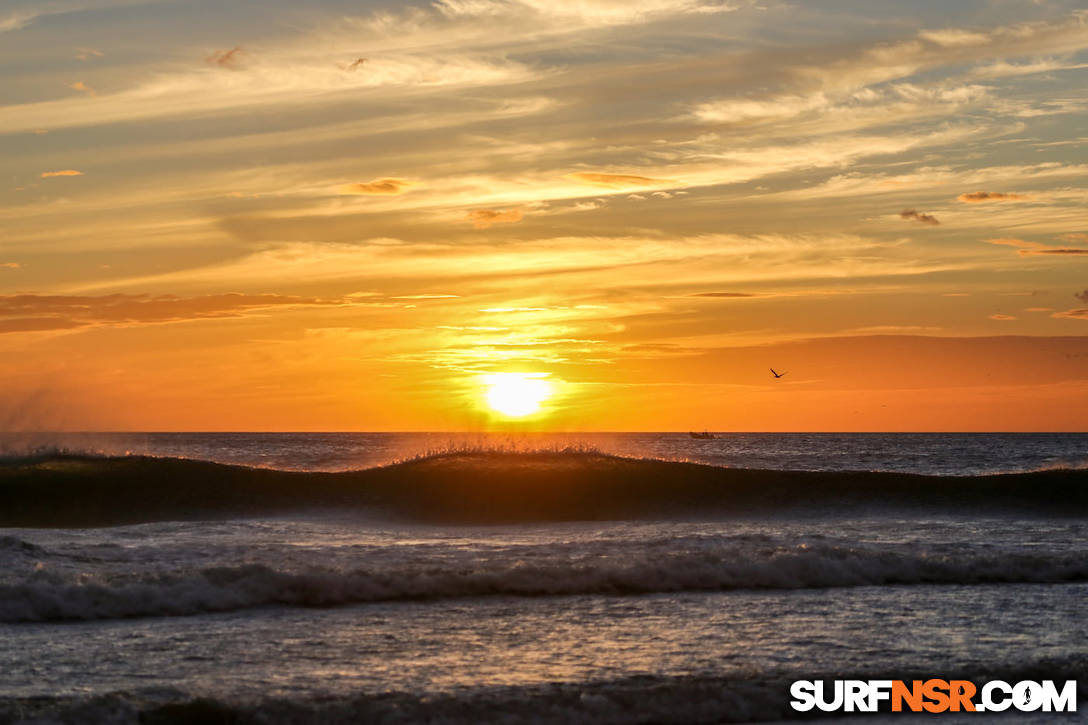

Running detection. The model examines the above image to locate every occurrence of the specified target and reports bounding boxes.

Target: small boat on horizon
[689,430,716,439]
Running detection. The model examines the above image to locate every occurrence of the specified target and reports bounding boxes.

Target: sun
[483,373,553,417]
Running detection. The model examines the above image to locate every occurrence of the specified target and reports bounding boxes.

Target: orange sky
[1,1,1086,431]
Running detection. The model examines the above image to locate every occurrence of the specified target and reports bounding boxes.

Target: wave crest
[2,450,1087,526]
[4,543,1088,623]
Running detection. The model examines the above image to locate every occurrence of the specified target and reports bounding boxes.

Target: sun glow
[483,373,553,417]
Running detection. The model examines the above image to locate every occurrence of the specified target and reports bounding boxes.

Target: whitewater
[1,433,1086,724]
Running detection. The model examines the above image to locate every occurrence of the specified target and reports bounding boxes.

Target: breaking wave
[1,450,1087,527]
[3,542,1088,623]
[0,535,44,556]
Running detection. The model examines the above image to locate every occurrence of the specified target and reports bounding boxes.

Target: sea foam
[3,539,1087,623]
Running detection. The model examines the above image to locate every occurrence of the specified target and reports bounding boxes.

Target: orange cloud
[567,172,673,188]
[957,191,1027,203]
[206,46,244,68]
[1053,309,1088,320]
[989,314,1017,321]
[466,208,523,229]
[40,169,83,178]
[987,238,1088,256]
[67,81,95,95]
[75,48,103,61]
[342,178,414,195]
[0,293,349,334]
[900,208,939,225]
[390,294,460,300]
[0,262,20,270]
[987,238,1030,248]
[0,318,85,334]
[688,292,756,298]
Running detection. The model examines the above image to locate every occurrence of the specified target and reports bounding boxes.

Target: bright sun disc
[484,373,552,417]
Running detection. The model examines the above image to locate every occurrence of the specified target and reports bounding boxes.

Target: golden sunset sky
[2,0,1087,431]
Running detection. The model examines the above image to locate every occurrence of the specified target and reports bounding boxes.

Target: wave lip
[4,543,1088,623]
[1,450,1088,527]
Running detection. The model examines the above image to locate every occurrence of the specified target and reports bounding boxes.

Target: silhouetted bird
[770,368,786,378]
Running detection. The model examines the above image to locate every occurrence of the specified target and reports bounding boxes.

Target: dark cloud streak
[900,208,940,225]
[206,46,244,68]
[957,191,1026,203]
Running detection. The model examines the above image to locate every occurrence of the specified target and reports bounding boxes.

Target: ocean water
[1,433,1086,723]
[5,431,1087,475]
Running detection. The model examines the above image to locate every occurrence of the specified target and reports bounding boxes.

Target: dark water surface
[1,434,1085,723]
[3,431,1086,474]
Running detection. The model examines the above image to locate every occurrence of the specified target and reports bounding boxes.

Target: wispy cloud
[433,0,743,26]
[466,208,523,228]
[968,59,1088,80]
[763,163,1088,203]
[566,172,674,188]
[206,46,244,69]
[690,13,1088,140]
[987,238,1088,256]
[0,10,40,33]
[687,292,756,298]
[390,294,460,299]
[0,292,354,334]
[67,81,95,95]
[1,1,165,35]
[989,313,1017,321]
[0,318,85,334]
[0,263,20,270]
[40,169,83,178]
[342,178,414,195]
[0,51,536,134]
[957,191,1027,203]
[918,29,991,48]
[83,234,971,298]
[900,208,940,225]
[1053,309,1088,320]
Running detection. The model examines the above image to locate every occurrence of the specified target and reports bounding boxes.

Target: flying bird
[770,368,786,379]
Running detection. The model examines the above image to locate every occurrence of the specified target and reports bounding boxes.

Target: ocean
[0,433,1086,723]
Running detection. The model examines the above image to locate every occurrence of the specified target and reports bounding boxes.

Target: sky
[1,0,1086,431]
